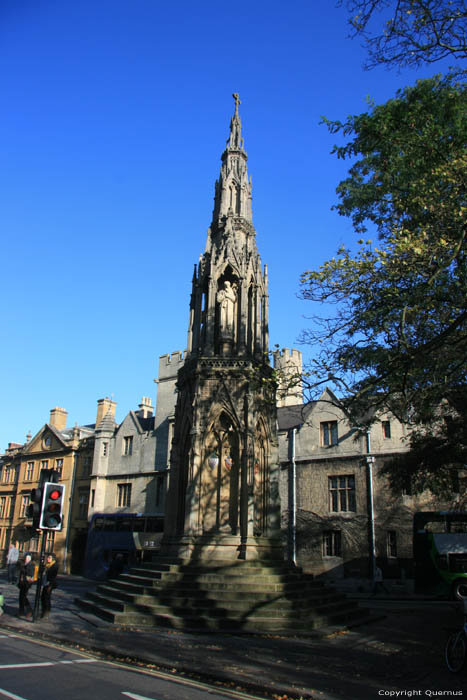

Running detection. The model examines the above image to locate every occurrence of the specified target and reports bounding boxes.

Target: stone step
[92,585,346,612]
[76,597,367,634]
[75,556,368,634]
[112,575,324,594]
[136,562,305,577]
[114,571,324,592]
[82,590,357,621]
[130,569,307,583]
[98,581,344,606]
[151,557,297,571]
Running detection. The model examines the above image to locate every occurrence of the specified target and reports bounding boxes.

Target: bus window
[116,517,133,531]
[423,520,446,534]
[92,517,105,530]
[102,517,116,530]
[132,518,145,532]
[145,517,164,533]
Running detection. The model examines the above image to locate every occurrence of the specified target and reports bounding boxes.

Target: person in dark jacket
[18,553,35,619]
[41,553,58,619]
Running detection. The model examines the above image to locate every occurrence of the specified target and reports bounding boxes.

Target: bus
[83,512,164,580]
[413,511,467,600]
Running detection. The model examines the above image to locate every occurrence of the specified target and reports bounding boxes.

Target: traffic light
[39,482,66,531]
[27,487,43,530]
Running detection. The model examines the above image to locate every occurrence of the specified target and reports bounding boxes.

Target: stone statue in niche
[217,281,237,335]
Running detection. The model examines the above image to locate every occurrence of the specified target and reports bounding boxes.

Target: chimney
[137,396,154,419]
[96,397,117,427]
[49,407,68,431]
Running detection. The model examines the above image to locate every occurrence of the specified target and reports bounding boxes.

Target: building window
[41,460,49,471]
[0,497,6,519]
[20,496,30,518]
[323,530,342,557]
[25,462,34,481]
[9,498,15,518]
[329,475,356,512]
[103,442,108,457]
[91,489,95,507]
[123,436,133,456]
[83,455,92,476]
[30,534,40,552]
[55,459,63,478]
[155,475,164,507]
[2,467,9,484]
[321,421,338,447]
[387,530,398,558]
[117,483,132,508]
[78,491,89,519]
[45,531,55,553]
[382,421,391,439]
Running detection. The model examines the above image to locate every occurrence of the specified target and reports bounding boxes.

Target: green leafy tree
[300,75,466,497]
[339,0,467,73]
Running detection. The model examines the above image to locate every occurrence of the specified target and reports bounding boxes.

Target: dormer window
[123,436,133,456]
[321,421,338,447]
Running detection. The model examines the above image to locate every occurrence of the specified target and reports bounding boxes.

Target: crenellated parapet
[158,351,187,381]
[273,348,303,407]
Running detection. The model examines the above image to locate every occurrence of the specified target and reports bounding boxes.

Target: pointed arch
[201,410,240,534]
[253,417,269,536]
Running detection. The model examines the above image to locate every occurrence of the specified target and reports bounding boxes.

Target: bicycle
[445,607,467,673]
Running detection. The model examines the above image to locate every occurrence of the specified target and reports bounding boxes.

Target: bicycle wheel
[445,631,466,673]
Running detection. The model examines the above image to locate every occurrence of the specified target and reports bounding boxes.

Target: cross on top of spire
[233,93,241,116]
[227,93,244,151]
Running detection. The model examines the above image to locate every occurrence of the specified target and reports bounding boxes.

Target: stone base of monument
[76,556,368,634]
[158,533,284,563]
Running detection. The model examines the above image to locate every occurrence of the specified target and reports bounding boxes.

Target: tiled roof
[277,403,314,431]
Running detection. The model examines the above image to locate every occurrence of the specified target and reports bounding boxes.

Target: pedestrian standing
[17,553,35,619]
[7,543,19,584]
[41,553,58,619]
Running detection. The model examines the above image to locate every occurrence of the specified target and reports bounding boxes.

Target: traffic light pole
[32,530,47,623]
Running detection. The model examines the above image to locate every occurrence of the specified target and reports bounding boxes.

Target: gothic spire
[187,95,269,360]
[211,93,253,226]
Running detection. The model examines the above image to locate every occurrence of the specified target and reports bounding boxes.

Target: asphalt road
[0,633,264,700]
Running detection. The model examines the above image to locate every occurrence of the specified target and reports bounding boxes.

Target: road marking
[0,688,29,700]
[0,663,54,670]
[122,693,160,700]
[0,660,98,669]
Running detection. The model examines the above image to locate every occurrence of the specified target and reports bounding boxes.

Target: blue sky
[0,0,448,448]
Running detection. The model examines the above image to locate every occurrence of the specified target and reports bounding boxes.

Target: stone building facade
[89,396,162,519]
[277,384,447,581]
[0,407,94,573]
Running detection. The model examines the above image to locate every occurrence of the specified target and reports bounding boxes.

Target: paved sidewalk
[0,572,465,700]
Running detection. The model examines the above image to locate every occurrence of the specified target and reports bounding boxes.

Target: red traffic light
[39,482,66,531]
